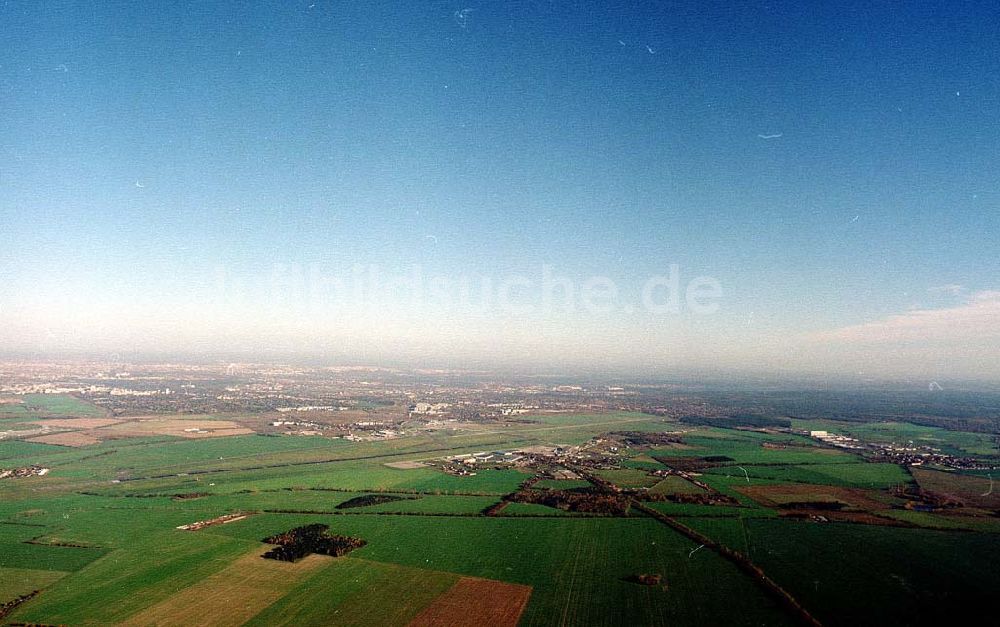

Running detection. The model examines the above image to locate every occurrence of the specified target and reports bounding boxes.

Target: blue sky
[2,1,999,379]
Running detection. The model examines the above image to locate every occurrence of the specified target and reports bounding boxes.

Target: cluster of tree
[482,501,510,517]
[262,524,366,561]
[24,538,93,548]
[743,390,1000,434]
[891,485,965,510]
[507,489,631,516]
[640,492,740,506]
[679,414,791,429]
[335,494,414,509]
[0,590,39,621]
[780,501,847,511]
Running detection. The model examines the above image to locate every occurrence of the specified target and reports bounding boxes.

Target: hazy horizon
[3,1,999,381]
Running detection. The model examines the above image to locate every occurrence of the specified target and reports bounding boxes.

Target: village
[807,429,997,471]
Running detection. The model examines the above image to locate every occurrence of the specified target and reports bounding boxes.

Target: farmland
[684,518,1000,626]
[1,388,998,625]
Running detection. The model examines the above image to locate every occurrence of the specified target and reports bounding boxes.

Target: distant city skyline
[2,1,998,380]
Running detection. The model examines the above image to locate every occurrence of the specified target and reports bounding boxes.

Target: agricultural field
[647,475,706,496]
[685,518,1000,626]
[910,466,1000,509]
[8,394,106,418]
[0,567,68,603]
[592,468,662,489]
[532,478,593,491]
[1,401,997,625]
[702,462,913,489]
[245,557,460,627]
[651,430,858,466]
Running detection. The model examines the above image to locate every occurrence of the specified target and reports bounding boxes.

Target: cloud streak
[814,291,1000,344]
[927,283,966,296]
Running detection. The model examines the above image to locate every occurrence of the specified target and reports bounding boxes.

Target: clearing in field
[99,417,254,439]
[384,460,428,469]
[26,432,101,447]
[119,548,329,627]
[32,418,122,429]
[408,577,532,627]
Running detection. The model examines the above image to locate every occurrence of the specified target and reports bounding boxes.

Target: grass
[4,411,997,626]
[21,394,105,417]
[68,434,354,476]
[11,532,251,625]
[653,430,858,465]
[879,510,1000,533]
[106,463,531,497]
[0,542,106,572]
[592,468,660,489]
[533,479,593,490]
[842,422,999,457]
[245,558,458,626]
[204,513,791,626]
[118,547,331,626]
[0,567,69,603]
[622,457,667,470]
[513,412,677,445]
[702,462,912,489]
[346,494,499,515]
[0,440,68,463]
[757,520,1000,625]
[501,502,577,516]
[648,475,706,495]
[0,523,52,543]
[645,502,777,519]
[686,517,1000,626]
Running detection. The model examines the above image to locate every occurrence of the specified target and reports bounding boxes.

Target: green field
[2,409,997,625]
[203,513,790,626]
[0,567,68,603]
[702,461,913,489]
[13,532,252,624]
[532,478,593,490]
[648,475,706,495]
[0,542,107,572]
[652,430,859,465]
[0,394,106,418]
[245,557,458,626]
[685,517,1000,626]
[592,468,661,489]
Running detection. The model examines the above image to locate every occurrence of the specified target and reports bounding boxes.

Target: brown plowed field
[737,483,892,511]
[27,432,101,447]
[912,467,1000,509]
[33,418,122,429]
[408,577,532,627]
[99,418,254,439]
[118,549,328,627]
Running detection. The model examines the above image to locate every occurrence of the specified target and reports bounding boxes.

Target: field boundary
[633,501,822,626]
